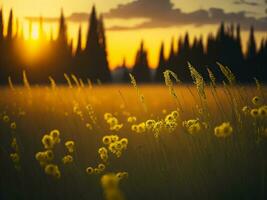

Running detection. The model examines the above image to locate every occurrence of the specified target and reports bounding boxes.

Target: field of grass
[0,73,267,199]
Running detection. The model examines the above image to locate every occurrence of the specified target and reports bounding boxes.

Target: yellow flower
[44,164,61,178]
[111,135,119,142]
[116,172,129,180]
[127,116,137,123]
[62,155,73,164]
[65,140,75,153]
[50,129,61,144]
[86,123,93,130]
[165,114,175,122]
[120,138,128,149]
[115,142,123,151]
[107,117,118,127]
[165,121,177,132]
[187,122,202,134]
[100,153,108,162]
[86,167,94,174]
[98,163,106,171]
[10,153,20,163]
[94,168,101,174]
[3,115,10,123]
[45,150,54,161]
[153,121,163,130]
[171,110,179,119]
[250,108,259,118]
[145,120,156,130]
[252,96,263,106]
[42,135,54,149]
[258,106,267,117]
[35,152,45,162]
[10,122,16,129]
[214,122,233,138]
[242,106,250,114]
[102,136,112,145]
[108,143,117,153]
[98,147,108,155]
[111,124,123,131]
[131,125,138,132]
[104,113,113,121]
[11,138,18,151]
[137,123,146,133]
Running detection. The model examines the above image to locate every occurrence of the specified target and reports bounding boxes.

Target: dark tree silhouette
[155,42,166,82]
[7,9,13,40]
[78,5,111,82]
[132,41,151,83]
[0,6,266,85]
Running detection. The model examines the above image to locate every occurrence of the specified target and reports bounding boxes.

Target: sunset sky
[1,0,267,68]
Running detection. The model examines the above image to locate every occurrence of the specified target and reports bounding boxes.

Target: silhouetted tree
[132,41,151,83]
[7,9,13,40]
[76,25,82,56]
[155,42,166,82]
[81,5,111,82]
[0,8,3,41]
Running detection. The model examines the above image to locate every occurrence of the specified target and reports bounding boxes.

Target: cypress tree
[7,9,13,40]
[247,26,256,59]
[132,41,151,83]
[0,8,4,41]
[155,42,166,82]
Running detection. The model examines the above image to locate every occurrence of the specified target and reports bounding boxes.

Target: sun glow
[31,24,39,40]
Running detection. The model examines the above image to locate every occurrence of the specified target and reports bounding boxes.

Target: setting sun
[31,24,39,40]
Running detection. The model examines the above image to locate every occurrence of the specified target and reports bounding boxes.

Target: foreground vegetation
[0,64,266,200]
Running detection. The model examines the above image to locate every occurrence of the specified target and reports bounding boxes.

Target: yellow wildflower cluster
[42,129,61,149]
[86,104,97,124]
[10,153,20,164]
[86,163,106,175]
[65,140,75,153]
[35,150,54,166]
[36,130,62,178]
[242,96,266,119]
[131,110,179,137]
[62,155,74,164]
[163,111,179,132]
[10,137,20,170]
[250,106,267,118]
[116,172,129,180]
[127,116,137,123]
[214,122,233,138]
[104,113,123,131]
[183,118,208,135]
[11,138,19,152]
[2,115,10,123]
[44,164,61,179]
[98,147,109,162]
[10,122,16,130]
[101,173,124,200]
[101,135,128,158]
[252,96,263,106]
[131,122,146,133]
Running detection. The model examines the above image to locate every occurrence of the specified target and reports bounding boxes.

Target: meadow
[0,66,266,200]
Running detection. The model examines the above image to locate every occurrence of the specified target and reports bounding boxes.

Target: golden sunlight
[31,24,39,40]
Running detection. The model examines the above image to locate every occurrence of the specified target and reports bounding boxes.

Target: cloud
[25,0,267,31]
[233,0,259,6]
[103,0,267,31]
[25,12,90,23]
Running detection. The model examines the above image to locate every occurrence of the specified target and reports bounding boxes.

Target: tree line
[0,6,266,85]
